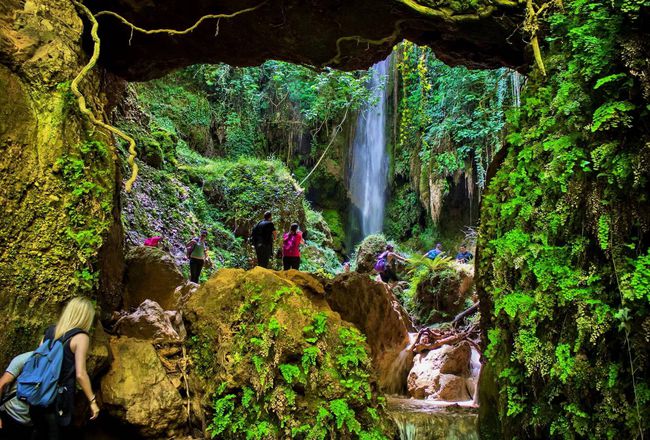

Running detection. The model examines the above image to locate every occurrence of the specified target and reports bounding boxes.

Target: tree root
[94,1,268,38]
[411,323,481,354]
[71,0,139,192]
[70,1,268,192]
[322,19,408,67]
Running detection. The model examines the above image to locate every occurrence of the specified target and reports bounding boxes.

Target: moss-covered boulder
[410,264,474,325]
[183,267,389,439]
[354,234,389,273]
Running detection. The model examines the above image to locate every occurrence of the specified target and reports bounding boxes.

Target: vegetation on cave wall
[479,0,650,438]
[387,43,521,249]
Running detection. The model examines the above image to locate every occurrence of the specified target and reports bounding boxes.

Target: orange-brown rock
[123,246,190,310]
[407,342,475,402]
[100,337,187,437]
[325,272,414,394]
[114,299,186,342]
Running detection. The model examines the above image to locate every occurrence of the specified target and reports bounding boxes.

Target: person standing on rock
[186,230,210,283]
[375,244,407,284]
[30,297,100,440]
[251,211,277,269]
[282,223,305,270]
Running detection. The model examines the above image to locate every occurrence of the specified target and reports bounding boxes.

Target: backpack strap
[56,329,89,385]
[59,328,88,346]
[0,391,16,407]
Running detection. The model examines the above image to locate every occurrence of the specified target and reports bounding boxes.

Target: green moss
[478,0,650,437]
[187,278,388,439]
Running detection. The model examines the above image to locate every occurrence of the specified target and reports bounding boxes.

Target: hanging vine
[70,0,268,191]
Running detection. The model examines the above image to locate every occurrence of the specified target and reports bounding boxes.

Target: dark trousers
[0,410,33,439]
[380,268,398,283]
[255,244,273,268]
[282,256,300,271]
[30,407,68,440]
[189,258,204,283]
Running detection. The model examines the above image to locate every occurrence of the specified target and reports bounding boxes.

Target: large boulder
[407,342,474,402]
[354,234,388,273]
[412,264,475,325]
[100,337,187,437]
[325,272,414,394]
[114,299,186,342]
[123,246,188,310]
[87,324,111,378]
[182,267,388,438]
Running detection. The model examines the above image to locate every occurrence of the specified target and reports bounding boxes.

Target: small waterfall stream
[388,398,478,440]
[348,57,390,242]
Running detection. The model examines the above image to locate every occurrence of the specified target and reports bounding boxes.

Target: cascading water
[348,57,390,244]
[388,398,478,440]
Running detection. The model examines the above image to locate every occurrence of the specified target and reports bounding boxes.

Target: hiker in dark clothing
[375,244,407,284]
[31,297,99,440]
[251,211,277,269]
[455,245,474,264]
[282,223,305,270]
[187,230,210,283]
[0,352,34,439]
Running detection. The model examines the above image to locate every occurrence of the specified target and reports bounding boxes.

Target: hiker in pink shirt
[282,223,305,270]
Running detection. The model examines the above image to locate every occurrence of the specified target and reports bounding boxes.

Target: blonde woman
[31,297,100,440]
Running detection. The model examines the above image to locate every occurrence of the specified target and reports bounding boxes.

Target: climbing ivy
[55,140,112,291]
[479,0,650,438]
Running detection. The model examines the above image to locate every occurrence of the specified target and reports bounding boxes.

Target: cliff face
[0,0,121,367]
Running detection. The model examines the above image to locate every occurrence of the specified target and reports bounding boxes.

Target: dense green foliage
[479,0,650,438]
[55,139,113,291]
[186,62,371,161]
[386,43,521,248]
[117,75,346,275]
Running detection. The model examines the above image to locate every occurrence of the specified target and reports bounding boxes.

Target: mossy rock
[411,266,474,325]
[183,267,389,439]
[354,234,389,273]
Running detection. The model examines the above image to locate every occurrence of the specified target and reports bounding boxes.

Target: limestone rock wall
[0,0,121,367]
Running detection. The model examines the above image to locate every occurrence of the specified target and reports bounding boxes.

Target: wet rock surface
[407,342,478,402]
[387,397,478,440]
[325,272,414,393]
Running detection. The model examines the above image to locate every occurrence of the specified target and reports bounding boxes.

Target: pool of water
[387,397,478,440]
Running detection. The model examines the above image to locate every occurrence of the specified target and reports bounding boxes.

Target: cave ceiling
[83,0,528,80]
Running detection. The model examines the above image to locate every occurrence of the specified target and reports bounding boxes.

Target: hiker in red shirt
[282,223,305,270]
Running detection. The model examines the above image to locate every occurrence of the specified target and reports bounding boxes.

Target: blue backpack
[16,329,84,407]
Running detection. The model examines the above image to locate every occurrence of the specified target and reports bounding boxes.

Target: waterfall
[510,70,524,108]
[348,57,390,242]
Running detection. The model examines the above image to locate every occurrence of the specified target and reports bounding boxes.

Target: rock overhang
[82,0,528,81]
